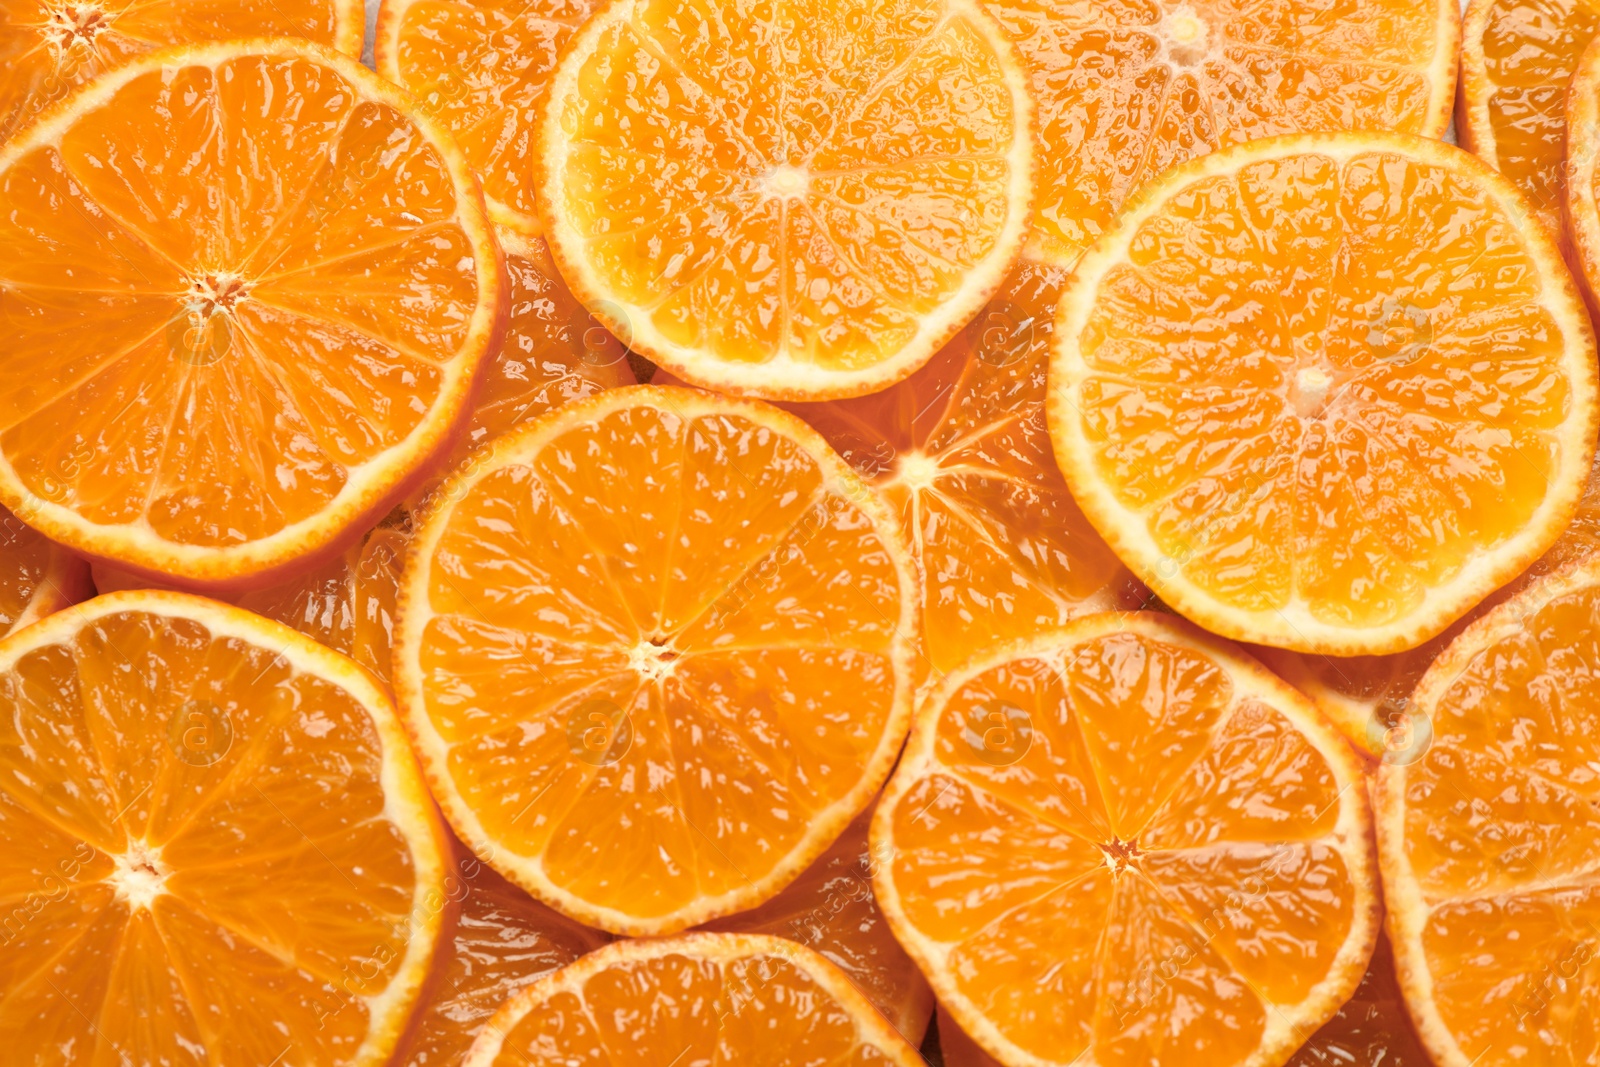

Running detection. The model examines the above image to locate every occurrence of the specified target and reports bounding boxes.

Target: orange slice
[0,0,365,144]
[1376,552,1600,1066]
[0,590,447,1064]
[463,932,925,1067]
[702,803,935,1045]
[785,260,1135,681]
[982,0,1459,270]
[392,827,608,1067]
[393,385,918,934]
[536,0,1034,400]
[0,40,501,589]
[1459,0,1600,234]
[1561,37,1600,306]
[1050,132,1599,655]
[872,612,1378,1067]
[0,503,88,634]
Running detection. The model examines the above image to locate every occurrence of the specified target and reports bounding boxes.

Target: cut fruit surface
[394,385,918,934]
[463,932,926,1067]
[392,828,608,1067]
[0,503,89,635]
[1051,132,1598,655]
[785,260,1135,682]
[982,0,1460,269]
[537,0,1035,400]
[1459,0,1600,234]
[703,803,935,1045]
[872,612,1378,1067]
[1376,552,1600,1067]
[1563,37,1600,307]
[0,40,501,588]
[0,590,447,1065]
[374,0,594,237]
[0,0,365,144]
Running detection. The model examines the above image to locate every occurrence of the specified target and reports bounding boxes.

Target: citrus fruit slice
[982,0,1459,270]
[0,589,447,1064]
[463,932,926,1067]
[0,40,501,589]
[393,385,918,934]
[392,827,608,1067]
[785,260,1134,681]
[703,803,935,1045]
[536,0,1034,401]
[872,612,1379,1067]
[1459,0,1600,234]
[0,0,365,145]
[0,503,89,634]
[1376,552,1600,1067]
[1561,36,1600,306]
[1050,132,1599,656]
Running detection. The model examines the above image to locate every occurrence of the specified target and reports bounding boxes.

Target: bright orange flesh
[537,0,1035,400]
[464,933,926,1067]
[702,805,935,1045]
[1459,0,1600,233]
[873,612,1378,1067]
[0,591,446,1065]
[1377,554,1600,1067]
[785,261,1134,682]
[1051,133,1599,655]
[394,386,918,934]
[0,41,500,587]
[0,504,89,634]
[983,0,1460,269]
[0,0,365,144]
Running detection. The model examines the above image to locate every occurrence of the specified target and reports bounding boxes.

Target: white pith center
[632,637,679,680]
[111,840,170,910]
[762,164,811,200]
[1293,365,1334,419]
[894,450,941,492]
[1163,6,1210,65]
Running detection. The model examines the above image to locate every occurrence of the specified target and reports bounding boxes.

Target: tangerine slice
[982,0,1459,269]
[0,0,365,144]
[463,932,925,1067]
[537,0,1035,400]
[1459,0,1600,234]
[0,590,447,1064]
[1050,132,1598,655]
[393,385,918,934]
[872,612,1378,1067]
[0,503,89,635]
[0,40,501,588]
[1376,552,1600,1066]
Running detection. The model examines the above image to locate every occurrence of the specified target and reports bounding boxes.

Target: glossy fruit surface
[0,503,89,635]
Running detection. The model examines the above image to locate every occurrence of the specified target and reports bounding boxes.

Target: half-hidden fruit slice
[394,385,919,934]
[537,0,1034,401]
[391,827,608,1067]
[702,803,935,1045]
[464,932,926,1067]
[1051,132,1598,655]
[872,612,1379,1067]
[786,260,1134,681]
[1284,931,1432,1067]
[0,502,89,634]
[407,229,635,507]
[0,40,501,589]
[0,590,447,1065]
[1562,36,1600,306]
[1376,552,1600,1067]
[983,0,1460,269]
[0,0,365,144]
[1459,0,1600,234]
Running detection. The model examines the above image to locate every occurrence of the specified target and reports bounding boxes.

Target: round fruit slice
[1460,0,1600,234]
[1051,132,1599,655]
[983,0,1459,270]
[537,0,1034,401]
[0,590,447,1064]
[391,827,608,1067]
[1377,552,1600,1066]
[464,932,925,1067]
[702,802,935,1045]
[0,0,365,144]
[785,260,1135,681]
[0,40,501,589]
[394,385,918,934]
[872,612,1378,1067]
[0,502,89,634]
